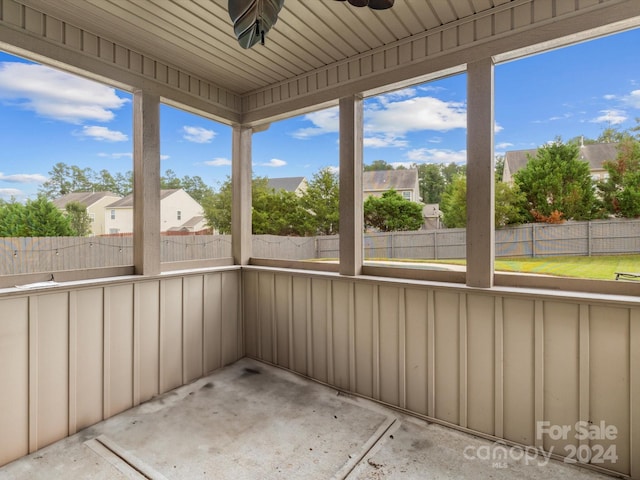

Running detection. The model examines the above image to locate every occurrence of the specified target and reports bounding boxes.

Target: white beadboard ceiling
[12,0,529,95]
[7,0,640,123]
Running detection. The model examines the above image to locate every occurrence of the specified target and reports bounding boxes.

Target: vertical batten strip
[132,284,140,407]
[327,280,335,386]
[158,281,166,394]
[427,290,436,418]
[181,278,186,385]
[348,282,357,392]
[494,297,504,438]
[398,288,407,410]
[102,288,111,420]
[534,300,544,449]
[459,293,468,428]
[256,274,262,359]
[68,291,78,435]
[629,308,639,479]
[272,274,277,364]
[306,277,313,376]
[372,286,380,401]
[288,275,294,369]
[578,304,590,451]
[28,296,38,453]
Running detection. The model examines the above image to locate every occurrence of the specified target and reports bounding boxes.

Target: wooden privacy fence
[0,220,639,275]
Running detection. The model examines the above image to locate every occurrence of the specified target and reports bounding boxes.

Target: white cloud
[603,94,617,100]
[590,109,627,125]
[291,108,339,139]
[0,172,48,183]
[260,158,287,167]
[182,125,216,143]
[0,188,23,199]
[97,152,133,159]
[77,125,128,142]
[622,89,640,109]
[406,148,467,164]
[205,157,232,166]
[327,166,339,174]
[0,62,128,124]
[291,94,466,149]
[365,96,466,136]
[495,142,514,150]
[363,136,408,148]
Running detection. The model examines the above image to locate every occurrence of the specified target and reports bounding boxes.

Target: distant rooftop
[363,169,418,191]
[267,177,306,193]
[107,189,181,208]
[52,192,120,209]
[503,143,618,182]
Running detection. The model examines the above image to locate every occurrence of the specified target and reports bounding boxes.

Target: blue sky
[1,27,639,201]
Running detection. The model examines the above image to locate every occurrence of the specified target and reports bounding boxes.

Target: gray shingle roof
[504,143,618,179]
[52,191,120,209]
[107,189,181,208]
[267,177,306,192]
[363,169,418,191]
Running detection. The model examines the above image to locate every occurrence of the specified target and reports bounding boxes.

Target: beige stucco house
[52,191,122,236]
[104,188,207,235]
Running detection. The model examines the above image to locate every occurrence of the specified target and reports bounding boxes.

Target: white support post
[339,95,363,276]
[232,126,253,265]
[466,58,495,288]
[133,90,161,276]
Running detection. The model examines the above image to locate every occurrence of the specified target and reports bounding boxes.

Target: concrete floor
[0,358,616,480]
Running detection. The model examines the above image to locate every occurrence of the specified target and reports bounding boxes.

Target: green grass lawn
[367,255,640,281]
[493,254,640,280]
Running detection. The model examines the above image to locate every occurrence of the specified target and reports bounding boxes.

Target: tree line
[2,124,638,237]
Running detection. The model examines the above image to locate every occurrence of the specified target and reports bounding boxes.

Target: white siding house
[52,192,122,236]
[104,189,207,235]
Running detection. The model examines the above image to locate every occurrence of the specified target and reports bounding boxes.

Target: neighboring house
[104,189,207,235]
[267,176,307,196]
[503,142,618,184]
[52,191,122,236]
[363,169,420,203]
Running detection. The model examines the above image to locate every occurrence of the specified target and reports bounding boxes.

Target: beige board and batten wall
[0,269,242,467]
[243,267,640,478]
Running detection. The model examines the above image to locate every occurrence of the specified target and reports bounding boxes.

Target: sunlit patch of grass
[494,255,640,280]
[364,255,640,281]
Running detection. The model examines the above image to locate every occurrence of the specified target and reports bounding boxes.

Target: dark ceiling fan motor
[228,0,394,50]
[335,0,395,9]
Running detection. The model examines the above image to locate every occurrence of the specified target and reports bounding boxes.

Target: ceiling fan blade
[368,0,394,9]
[228,0,284,49]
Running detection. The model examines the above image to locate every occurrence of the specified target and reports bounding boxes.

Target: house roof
[107,189,181,208]
[504,143,619,179]
[52,192,120,209]
[267,177,306,193]
[363,169,418,192]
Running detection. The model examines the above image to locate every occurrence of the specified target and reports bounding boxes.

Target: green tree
[494,181,527,227]
[65,201,92,236]
[0,200,27,236]
[364,189,423,232]
[253,184,314,236]
[202,177,232,234]
[22,196,74,236]
[514,141,599,222]
[179,175,215,204]
[599,137,640,217]
[161,169,182,189]
[416,163,445,204]
[440,175,526,228]
[440,175,467,228]
[364,160,394,171]
[40,162,74,198]
[301,167,340,235]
